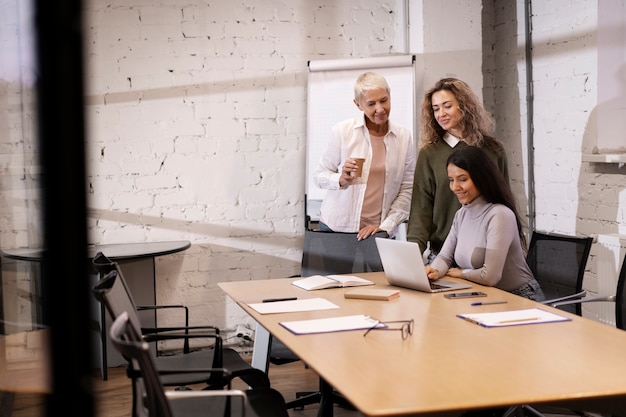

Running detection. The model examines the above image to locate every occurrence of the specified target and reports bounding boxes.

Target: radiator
[594,234,626,326]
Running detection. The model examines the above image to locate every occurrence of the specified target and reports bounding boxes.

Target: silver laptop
[375,238,472,293]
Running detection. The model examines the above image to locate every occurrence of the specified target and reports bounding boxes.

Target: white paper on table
[457,308,571,327]
[280,314,383,335]
[247,297,340,314]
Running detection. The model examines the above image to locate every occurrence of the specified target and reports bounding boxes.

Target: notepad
[457,308,571,327]
[344,288,400,301]
[280,314,383,334]
[292,274,374,291]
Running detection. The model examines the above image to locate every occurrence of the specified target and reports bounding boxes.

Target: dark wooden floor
[8,355,364,417]
[7,353,593,417]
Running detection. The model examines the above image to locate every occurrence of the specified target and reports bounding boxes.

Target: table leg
[0,257,4,335]
[99,301,108,380]
[318,377,334,417]
[251,323,271,373]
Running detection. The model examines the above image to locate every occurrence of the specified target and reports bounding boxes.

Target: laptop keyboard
[430,282,448,290]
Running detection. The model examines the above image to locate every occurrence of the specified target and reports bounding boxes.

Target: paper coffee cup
[351,158,365,178]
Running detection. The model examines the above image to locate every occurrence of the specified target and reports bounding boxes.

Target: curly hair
[420,78,500,153]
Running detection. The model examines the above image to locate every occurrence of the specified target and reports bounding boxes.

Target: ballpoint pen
[471,301,508,306]
[262,297,298,303]
[496,317,539,324]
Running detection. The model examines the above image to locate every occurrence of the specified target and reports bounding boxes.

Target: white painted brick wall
[2,0,625,334]
[511,0,625,305]
[82,0,408,332]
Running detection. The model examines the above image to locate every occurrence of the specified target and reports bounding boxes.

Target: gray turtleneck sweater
[430,196,535,292]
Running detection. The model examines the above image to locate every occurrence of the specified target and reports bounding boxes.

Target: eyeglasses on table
[363,319,414,340]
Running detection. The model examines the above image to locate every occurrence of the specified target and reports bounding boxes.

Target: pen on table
[496,317,539,324]
[471,301,508,306]
[262,297,298,303]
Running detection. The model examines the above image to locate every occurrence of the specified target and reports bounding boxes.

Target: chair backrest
[526,231,593,315]
[92,268,157,417]
[615,253,626,330]
[93,251,193,352]
[92,268,145,335]
[270,230,386,365]
[92,251,118,275]
[301,230,385,277]
[109,312,247,417]
[92,252,143,328]
[110,311,159,417]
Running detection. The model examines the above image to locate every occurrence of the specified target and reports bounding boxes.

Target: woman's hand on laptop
[425,266,440,280]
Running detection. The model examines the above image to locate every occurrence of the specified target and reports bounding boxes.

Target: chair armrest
[166,389,246,400]
[142,330,220,341]
[142,325,220,334]
[552,294,616,309]
[136,303,189,352]
[137,304,221,353]
[141,325,220,354]
[142,331,224,370]
[136,304,188,320]
[541,290,587,307]
[142,330,221,350]
[136,304,188,315]
[166,389,248,417]
[128,366,235,389]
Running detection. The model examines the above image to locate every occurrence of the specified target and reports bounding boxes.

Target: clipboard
[280,314,383,335]
[457,308,571,328]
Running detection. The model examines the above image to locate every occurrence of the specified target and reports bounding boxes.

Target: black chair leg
[287,391,321,409]
[288,391,353,410]
[285,377,356,417]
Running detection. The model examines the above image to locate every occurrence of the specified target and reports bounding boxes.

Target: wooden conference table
[219,272,626,417]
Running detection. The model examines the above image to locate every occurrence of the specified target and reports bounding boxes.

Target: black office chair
[91,251,194,380]
[553,251,626,328]
[109,311,290,417]
[526,231,593,315]
[503,254,626,417]
[92,252,269,387]
[269,229,386,412]
[299,229,384,277]
[92,266,270,417]
[502,233,599,417]
[542,254,626,417]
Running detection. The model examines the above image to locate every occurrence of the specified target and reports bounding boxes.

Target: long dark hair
[447,146,527,248]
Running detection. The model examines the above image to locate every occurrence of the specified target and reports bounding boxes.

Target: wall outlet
[235,324,254,341]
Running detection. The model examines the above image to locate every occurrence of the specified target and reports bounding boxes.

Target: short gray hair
[354,72,390,101]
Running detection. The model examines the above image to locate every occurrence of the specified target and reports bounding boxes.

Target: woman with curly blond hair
[407,78,509,262]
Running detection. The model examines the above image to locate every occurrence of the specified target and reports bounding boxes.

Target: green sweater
[407,140,509,255]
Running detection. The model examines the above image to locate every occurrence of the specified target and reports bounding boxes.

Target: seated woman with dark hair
[425,146,544,301]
